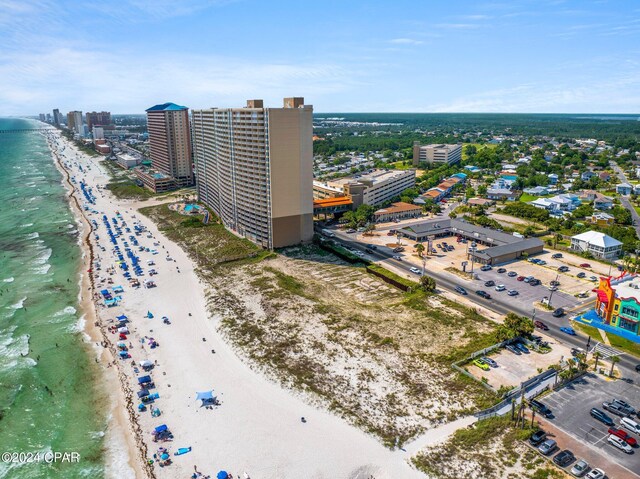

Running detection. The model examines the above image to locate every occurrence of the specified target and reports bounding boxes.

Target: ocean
[0,118,105,478]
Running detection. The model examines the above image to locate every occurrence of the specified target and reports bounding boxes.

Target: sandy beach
[47,131,432,479]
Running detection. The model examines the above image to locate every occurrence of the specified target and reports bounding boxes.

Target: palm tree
[416,243,425,257]
[609,355,620,377]
[593,351,601,371]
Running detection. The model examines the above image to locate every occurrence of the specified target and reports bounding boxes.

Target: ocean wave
[20,223,34,228]
[54,305,77,317]
[32,264,51,275]
[6,297,26,310]
[2,277,14,283]
[33,248,52,265]
[25,232,40,240]
[0,332,30,359]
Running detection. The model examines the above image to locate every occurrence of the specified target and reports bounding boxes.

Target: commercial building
[115,153,140,169]
[66,110,83,135]
[192,97,313,249]
[93,127,105,140]
[313,180,344,200]
[52,108,62,127]
[398,218,543,265]
[86,111,112,130]
[570,231,623,260]
[594,274,640,339]
[373,202,422,223]
[133,168,175,193]
[145,102,193,188]
[327,169,415,207]
[412,143,462,166]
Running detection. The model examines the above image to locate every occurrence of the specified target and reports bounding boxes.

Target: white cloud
[389,38,423,45]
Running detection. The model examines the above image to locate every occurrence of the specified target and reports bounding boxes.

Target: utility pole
[548,273,559,308]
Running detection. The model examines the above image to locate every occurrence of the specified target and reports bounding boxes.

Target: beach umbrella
[160,453,169,460]
[217,472,229,479]
[139,360,153,368]
[146,311,154,319]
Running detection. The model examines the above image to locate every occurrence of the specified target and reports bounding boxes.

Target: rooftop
[571,230,623,248]
[146,102,188,112]
[374,202,422,215]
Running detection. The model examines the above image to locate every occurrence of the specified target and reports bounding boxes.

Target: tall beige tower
[145,103,193,187]
[192,97,313,249]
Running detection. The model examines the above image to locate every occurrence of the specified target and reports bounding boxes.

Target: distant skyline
[1,0,640,115]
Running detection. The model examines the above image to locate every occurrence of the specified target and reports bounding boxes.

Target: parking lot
[467,337,570,389]
[541,373,640,476]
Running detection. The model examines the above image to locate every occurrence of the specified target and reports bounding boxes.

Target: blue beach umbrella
[217,472,228,479]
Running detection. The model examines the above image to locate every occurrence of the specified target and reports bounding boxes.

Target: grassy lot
[101,160,157,200]
[412,415,557,479]
[462,143,497,162]
[139,203,267,267]
[518,193,539,203]
[573,322,640,358]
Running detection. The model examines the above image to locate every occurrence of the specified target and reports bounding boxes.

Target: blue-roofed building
[144,102,193,190]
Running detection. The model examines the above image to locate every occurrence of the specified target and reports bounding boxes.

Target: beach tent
[217,471,229,479]
[195,390,216,405]
[137,389,150,398]
[139,360,153,368]
[118,351,129,359]
[146,311,154,319]
[117,326,129,334]
[116,314,128,321]
[154,425,168,433]
[138,375,152,384]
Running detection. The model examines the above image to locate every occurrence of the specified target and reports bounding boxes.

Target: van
[621,417,640,435]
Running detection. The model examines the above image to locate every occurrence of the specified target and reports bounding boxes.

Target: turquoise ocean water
[0,118,105,478]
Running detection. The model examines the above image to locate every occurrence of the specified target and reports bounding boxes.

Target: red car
[608,428,638,447]
[534,320,549,331]
[517,276,525,281]
[580,263,591,268]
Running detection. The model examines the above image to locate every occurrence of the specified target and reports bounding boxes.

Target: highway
[324,228,640,376]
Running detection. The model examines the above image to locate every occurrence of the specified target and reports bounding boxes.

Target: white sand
[50,132,431,479]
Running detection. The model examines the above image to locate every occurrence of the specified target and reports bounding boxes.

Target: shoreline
[46,131,151,479]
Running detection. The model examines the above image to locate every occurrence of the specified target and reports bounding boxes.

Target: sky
[1,0,640,115]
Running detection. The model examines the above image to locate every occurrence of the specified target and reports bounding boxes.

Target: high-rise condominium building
[413,142,462,166]
[67,111,83,134]
[192,97,313,249]
[52,109,61,127]
[145,103,193,188]
[38,113,46,122]
[86,111,112,130]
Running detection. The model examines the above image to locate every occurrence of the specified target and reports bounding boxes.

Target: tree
[415,243,425,257]
[465,186,476,199]
[477,184,488,196]
[419,275,436,293]
[495,313,534,341]
[593,351,601,371]
[609,355,620,377]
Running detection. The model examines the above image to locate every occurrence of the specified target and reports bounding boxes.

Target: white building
[93,127,105,140]
[570,231,623,260]
[412,143,462,166]
[116,153,140,169]
[530,194,581,213]
[328,169,416,207]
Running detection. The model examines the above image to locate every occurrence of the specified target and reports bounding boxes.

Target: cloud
[389,38,423,45]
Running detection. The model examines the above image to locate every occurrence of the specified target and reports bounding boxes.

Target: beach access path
[52,133,436,479]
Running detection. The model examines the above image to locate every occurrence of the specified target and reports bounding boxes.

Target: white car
[507,289,518,296]
[495,284,506,292]
[392,255,402,261]
[409,267,421,274]
[570,459,589,477]
[621,417,640,435]
[608,434,633,453]
[585,469,605,479]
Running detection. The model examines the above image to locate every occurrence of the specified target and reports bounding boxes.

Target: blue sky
[1,0,639,114]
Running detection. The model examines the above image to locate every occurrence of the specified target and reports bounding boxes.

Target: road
[323,228,640,376]
[610,161,640,239]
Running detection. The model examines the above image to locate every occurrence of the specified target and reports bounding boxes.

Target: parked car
[517,276,525,281]
[608,427,638,447]
[577,272,586,278]
[530,399,552,418]
[552,308,565,317]
[580,263,591,268]
[552,253,563,259]
[455,286,468,295]
[589,276,598,282]
[612,399,636,416]
[621,417,640,435]
[480,265,492,271]
[524,276,534,283]
[507,289,519,296]
[529,429,547,446]
[515,342,530,354]
[558,266,569,272]
[484,280,496,287]
[495,284,506,291]
[636,363,640,372]
[570,459,589,477]
[590,408,614,427]
[538,260,547,265]
[602,401,628,417]
[534,320,549,330]
[553,449,575,467]
[608,434,633,453]
[482,357,498,367]
[497,268,507,273]
[346,228,356,234]
[538,439,557,455]
[505,344,522,355]
[550,280,560,286]
[585,469,605,479]
[507,271,517,277]
[560,327,576,336]
[473,358,490,371]
[529,279,541,286]
[549,286,558,291]
[447,245,454,251]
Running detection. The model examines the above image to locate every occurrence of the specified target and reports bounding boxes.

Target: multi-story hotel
[327,169,416,207]
[66,110,83,135]
[85,111,112,130]
[413,142,462,166]
[52,108,61,127]
[145,102,193,189]
[191,97,313,249]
